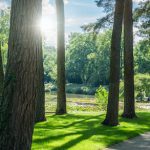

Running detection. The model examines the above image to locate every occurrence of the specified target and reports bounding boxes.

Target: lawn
[32,111,150,150]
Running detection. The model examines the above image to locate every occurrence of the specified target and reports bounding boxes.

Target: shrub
[45,83,57,92]
[95,86,108,111]
[135,74,150,99]
[119,74,150,101]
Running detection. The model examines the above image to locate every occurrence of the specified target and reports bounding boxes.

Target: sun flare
[39,16,57,42]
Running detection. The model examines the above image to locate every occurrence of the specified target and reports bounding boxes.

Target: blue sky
[42,0,105,46]
[1,0,105,45]
[64,0,104,32]
[1,0,142,46]
[42,0,141,46]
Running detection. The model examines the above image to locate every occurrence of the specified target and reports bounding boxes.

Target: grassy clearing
[45,92,150,113]
[45,93,100,112]
[32,111,150,150]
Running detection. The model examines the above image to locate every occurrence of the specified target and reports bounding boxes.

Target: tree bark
[56,0,67,115]
[35,34,46,123]
[0,0,42,149]
[102,0,124,126]
[122,0,136,118]
[120,44,124,79]
[0,42,4,103]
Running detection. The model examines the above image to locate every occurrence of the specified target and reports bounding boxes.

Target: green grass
[45,93,99,112]
[32,111,150,150]
[45,92,149,113]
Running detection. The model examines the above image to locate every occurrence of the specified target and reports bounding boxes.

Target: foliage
[66,33,97,84]
[82,0,114,32]
[66,31,111,86]
[45,83,97,95]
[134,0,150,38]
[83,0,149,41]
[45,83,57,92]
[32,112,150,150]
[43,45,57,83]
[119,74,150,100]
[1,6,149,93]
[0,9,10,70]
[1,11,149,90]
[134,40,150,74]
[0,9,9,43]
[95,86,108,111]
[135,74,150,99]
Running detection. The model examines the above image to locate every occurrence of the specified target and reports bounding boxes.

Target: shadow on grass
[32,112,150,150]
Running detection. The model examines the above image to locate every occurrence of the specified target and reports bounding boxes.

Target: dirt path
[105,132,150,150]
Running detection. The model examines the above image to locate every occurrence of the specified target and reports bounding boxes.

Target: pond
[45,92,95,103]
[45,92,98,113]
[45,92,150,113]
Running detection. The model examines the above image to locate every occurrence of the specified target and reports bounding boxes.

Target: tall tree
[82,0,115,32]
[0,42,4,102]
[102,0,124,126]
[56,0,66,115]
[0,0,42,149]
[134,0,150,38]
[35,40,46,123]
[0,9,10,73]
[122,0,136,118]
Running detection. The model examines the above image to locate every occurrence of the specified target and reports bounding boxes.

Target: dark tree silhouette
[102,0,124,126]
[0,42,4,102]
[56,0,67,115]
[35,43,46,123]
[0,0,42,149]
[122,0,136,118]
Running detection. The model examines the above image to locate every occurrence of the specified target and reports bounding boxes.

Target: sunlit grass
[45,92,149,113]
[32,111,150,150]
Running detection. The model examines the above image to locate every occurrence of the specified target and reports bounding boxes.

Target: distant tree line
[43,31,149,87]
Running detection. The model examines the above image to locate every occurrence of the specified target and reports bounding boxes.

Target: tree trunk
[0,42,4,103]
[35,42,46,123]
[122,0,136,118]
[120,43,124,79]
[102,0,124,126]
[0,0,42,149]
[56,0,67,115]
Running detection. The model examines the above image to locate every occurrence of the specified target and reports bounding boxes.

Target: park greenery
[32,112,150,150]
[43,32,150,100]
[0,0,150,150]
[0,9,149,99]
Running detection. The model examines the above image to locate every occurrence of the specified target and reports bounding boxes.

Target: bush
[45,83,57,92]
[95,86,108,111]
[119,74,150,101]
[135,74,150,99]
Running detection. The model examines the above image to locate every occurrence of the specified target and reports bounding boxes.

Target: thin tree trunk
[0,0,42,149]
[122,0,136,118]
[120,44,123,79]
[0,42,4,103]
[35,33,46,123]
[102,0,124,126]
[56,0,67,115]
